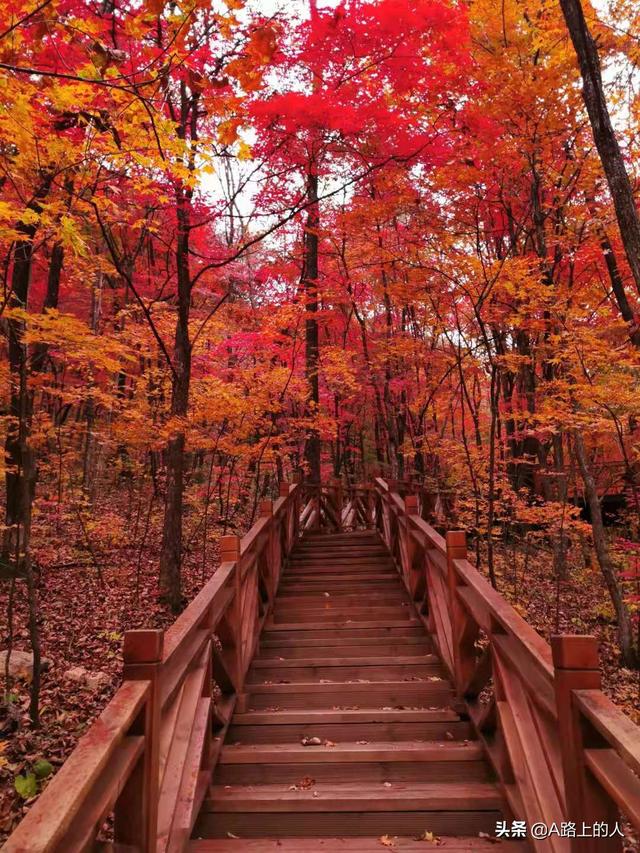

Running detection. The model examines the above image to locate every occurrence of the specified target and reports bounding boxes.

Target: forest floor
[0,487,237,841]
[0,512,638,847]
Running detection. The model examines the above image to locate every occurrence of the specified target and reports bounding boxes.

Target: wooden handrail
[372,478,640,853]
[4,481,301,853]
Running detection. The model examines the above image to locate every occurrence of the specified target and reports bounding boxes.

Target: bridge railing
[301,481,376,532]
[373,476,640,853]
[5,481,301,853]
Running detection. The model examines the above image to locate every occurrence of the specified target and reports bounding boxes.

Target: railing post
[260,500,277,599]
[221,534,244,694]
[404,494,419,516]
[403,495,422,599]
[278,481,295,546]
[117,628,164,852]
[551,635,621,853]
[446,531,467,693]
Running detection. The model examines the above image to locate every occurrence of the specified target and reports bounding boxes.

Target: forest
[1,0,640,844]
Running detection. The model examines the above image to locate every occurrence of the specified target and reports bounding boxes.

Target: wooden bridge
[4,479,640,852]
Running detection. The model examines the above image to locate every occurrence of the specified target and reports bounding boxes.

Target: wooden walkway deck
[4,479,640,853]
[192,529,521,849]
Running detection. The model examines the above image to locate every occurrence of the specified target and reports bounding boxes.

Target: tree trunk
[3,176,53,575]
[573,430,638,668]
[303,163,321,483]
[159,191,192,612]
[598,229,640,347]
[560,0,640,295]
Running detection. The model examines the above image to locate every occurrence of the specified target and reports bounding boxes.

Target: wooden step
[300,532,381,542]
[215,741,490,784]
[281,573,398,584]
[220,740,485,761]
[289,558,392,566]
[281,578,398,589]
[279,582,400,594]
[204,780,503,812]
[197,781,503,837]
[216,760,491,786]
[253,653,437,667]
[190,838,528,851]
[287,551,393,567]
[228,707,470,744]
[274,593,409,607]
[247,659,442,683]
[246,680,453,710]
[260,632,430,647]
[292,547,389,556]
[262,624,425,640]
[258,640,432,659]
[270,608,414,624]
[230,707,462,726]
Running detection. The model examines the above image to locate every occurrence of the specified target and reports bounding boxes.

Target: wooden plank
[226,719,472,745]
[452,557,553,679]
[165,698,212,853]
[206,781,502,811]
[157,647,210,848]
[231,707,459,725]
[217,758,491,785]
[189,838,529,851]
[162,563,235,664]
[62,737,145,851]
[492,634,555,719]
[584,747,640,827]
[246,681,453,711]
[219,741,484,763]
[195,811,505,839]
[495,657,566,842]
[252,655,437,668]
[265,619,420,632]
[161,628,210,709]
[575,689,640,776]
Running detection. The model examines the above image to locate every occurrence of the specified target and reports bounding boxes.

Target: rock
[0,649,51,680]
[86,671,110,691]
[63,666,88,684]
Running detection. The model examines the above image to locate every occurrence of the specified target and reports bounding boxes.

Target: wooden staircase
[191,530,523,850]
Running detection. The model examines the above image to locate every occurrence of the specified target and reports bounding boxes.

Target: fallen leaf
[416,830,440,843]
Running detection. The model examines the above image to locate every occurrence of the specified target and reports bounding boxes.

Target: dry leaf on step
[416,830,440,843]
